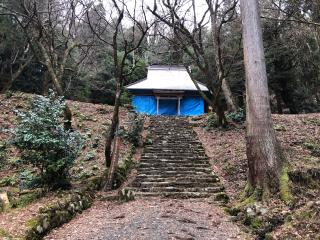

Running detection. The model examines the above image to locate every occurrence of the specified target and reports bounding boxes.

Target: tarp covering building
[126,65,209,116]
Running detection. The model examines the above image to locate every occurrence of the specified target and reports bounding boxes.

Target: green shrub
[12,91,83,189]
[304,140,320,157]
[205,113,220,129]
[11,191,42,208]
[84,151,96,161]
[113,147,135,188]
[0,142,6,168]
[227,108,246,123]
[19,170,41,189]
[0,174,18,187]
[123,114,144,147]
[120,89,132,106]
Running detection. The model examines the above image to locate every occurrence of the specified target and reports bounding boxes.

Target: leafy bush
[114,147,135,188]
[0,174,17,187]
[84,151,96,161]
[0,142,6,168]
[227,108,246,123]
[122,114,144,147]
[205,113,220,129]
[120,89,132,106]
[12,91,83,189]
[304,140,320,157]
[19,170,41,189]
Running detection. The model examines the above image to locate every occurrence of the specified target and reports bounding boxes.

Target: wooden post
[178,97,181,115]
[156,96,160,115]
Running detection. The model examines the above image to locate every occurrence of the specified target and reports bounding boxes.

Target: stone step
[151,138,200,142]
[140,158,208,162]
[128,185,224,193]
[140,157,209,161]
[128,117,226,200]
[138,162,211,168]
[142,152,206,156]
[129,185,224,193]
[135,176,220,183]
[137,169,213,175]
[131,191,217,199]
[137,166,212,172]
[141,156,208,161]
[143,150,205,154]
[145,145,204,148]
[142,152,208,160]
[131,181,220,188]
[146,142,203,145]
[145,148,205,153]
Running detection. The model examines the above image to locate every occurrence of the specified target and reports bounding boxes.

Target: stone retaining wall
[25,176,103,240]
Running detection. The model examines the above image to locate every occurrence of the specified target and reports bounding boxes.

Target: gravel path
[44,198,251,240]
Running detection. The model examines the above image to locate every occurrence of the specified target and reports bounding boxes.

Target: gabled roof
[126,65,209,91]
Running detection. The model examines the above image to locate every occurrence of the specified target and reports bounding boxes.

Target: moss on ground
[11,191,42,209]
[279,166,293,204]
[0,227,12,238]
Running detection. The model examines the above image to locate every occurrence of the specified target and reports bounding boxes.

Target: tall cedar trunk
[240,0,285,193]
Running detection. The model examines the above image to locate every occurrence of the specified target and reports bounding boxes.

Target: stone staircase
[128,117,225,199]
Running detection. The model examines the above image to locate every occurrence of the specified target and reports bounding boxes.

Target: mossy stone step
[135,176,220,183]
[131,181,220,188]
[129,117,226,199]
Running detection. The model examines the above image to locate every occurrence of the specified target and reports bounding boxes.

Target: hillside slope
[193,113,320,239]
[0,92,132,238]
[0,92,319,239]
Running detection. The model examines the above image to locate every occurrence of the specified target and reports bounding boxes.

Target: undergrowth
[11,90,83,189]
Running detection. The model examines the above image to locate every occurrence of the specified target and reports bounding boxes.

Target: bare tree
[1,0,95,129]
[0,5,34,93]
[86,0,151,189]
[240,0,291,202]
[0,43,33,93]
[206,0,238,112]
[149,0,240,125]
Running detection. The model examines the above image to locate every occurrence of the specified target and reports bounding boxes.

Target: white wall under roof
[127,65,209,91]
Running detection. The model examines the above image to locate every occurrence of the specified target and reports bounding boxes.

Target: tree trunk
[39,43,72,130]
[0,56,32,94]
[208,2,238,113]
[105,79,122,168]
[275,89,283,114]
[216,96,228,127]
[240,0,290,201]
[221,77,237,112]
[0,76,12,94]
[47,65,73,130]
[43,71,50,96]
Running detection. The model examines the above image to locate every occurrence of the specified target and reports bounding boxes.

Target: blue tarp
[159,99,178,116]
[132,96,157,115]
[181,97,204,116]
[132,95,204,116]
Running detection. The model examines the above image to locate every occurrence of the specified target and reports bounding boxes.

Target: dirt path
[44,198,251,240]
